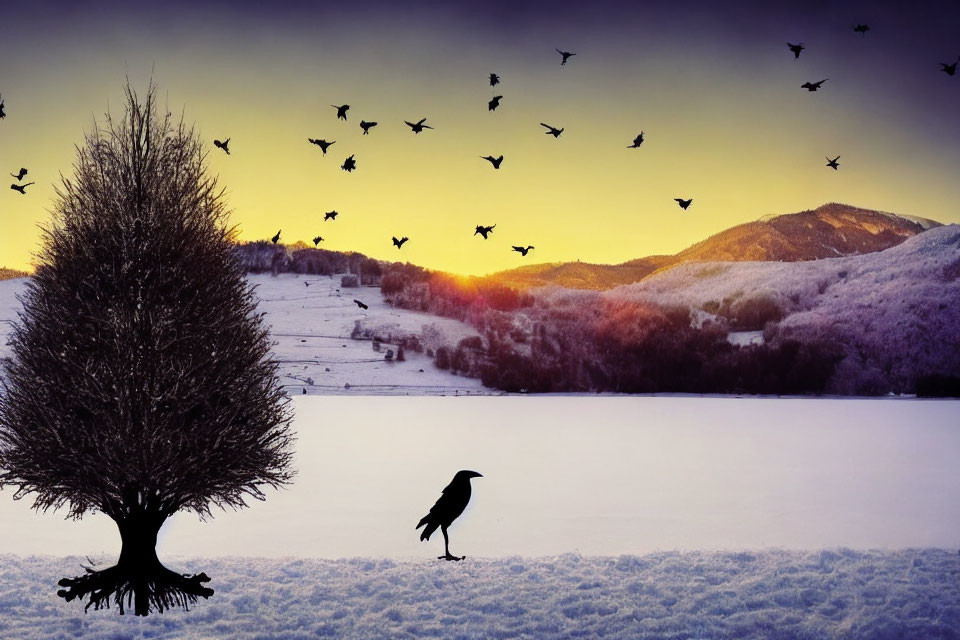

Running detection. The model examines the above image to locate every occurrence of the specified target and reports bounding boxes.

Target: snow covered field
[0,273,493,396]
[0,550,957,639]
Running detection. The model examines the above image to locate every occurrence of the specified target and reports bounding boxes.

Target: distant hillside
[487,203,941,290]
[0,267,29,281]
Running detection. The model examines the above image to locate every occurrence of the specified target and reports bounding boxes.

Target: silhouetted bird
[474,224,496,239]
[488,95,503,111]
[354,299,368,310]
[541,123,564,138]
[490,73,500,87]
[556,49,576,65]
[10,168,27,181]
[360,120,378,135]
[853,24,870,36]
[405,118,433,133]
[271,230,281,244]
[332,104,350,120]
[801,79,828,91]
[826,155,840,170]
[628,132,644,148]
[10,182,34,194]
[213,138,230,154]
[481,155,504,169]
[416,470,483,561]
[787,42,805,59]
[674,198,693,210]
[0,94,5,118]
[393,236,409,249]
[940,57,960,76]
[341,155,357,172]
[512,245,534,256]
[313,236,324,245]
[308,138,335,154]
[324,210,339,221]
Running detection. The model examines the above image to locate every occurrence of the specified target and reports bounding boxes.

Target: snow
[726,330,764,346]
[0,550,957,639]
[0,272,495,396]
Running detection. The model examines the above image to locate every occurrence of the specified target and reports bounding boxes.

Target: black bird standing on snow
[628,132,644,148]
[332,104,350,120]
[353,299,368,310]
[405,118,433,133]
[787,42,805,59]
[801,79,828,91]
[940,56,960,76]
[556,48,576,65]
[271,230,281,244]
[213,138,230,154]
[488,95,503,111]
[341,155,357,172]
[313,236,324,246]
[489,73,500,87]
[10,168,27,181]
[360,120,378,135]
[853,24,870,37]
[512,245,534,256]
[10,182,34,194]
[674,198,693,210]
[481,155,504,169]
[308,138,335,154]
[416,470,483,561]
[324,210,339,221]
[826,155,840,170]
[474,224,496,239]
[540,123,564,138]
[393,236,409,249]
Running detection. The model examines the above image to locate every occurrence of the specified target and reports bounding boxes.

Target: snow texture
[0,551,956,639]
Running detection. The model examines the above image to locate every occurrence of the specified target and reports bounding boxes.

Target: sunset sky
[1,0,959,276]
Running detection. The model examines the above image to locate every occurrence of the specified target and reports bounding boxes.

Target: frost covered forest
[0,550,957,640]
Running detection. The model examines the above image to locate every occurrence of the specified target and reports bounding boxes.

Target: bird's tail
[416,517,439,541]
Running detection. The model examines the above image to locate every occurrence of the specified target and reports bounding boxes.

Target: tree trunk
[57,511,214,616]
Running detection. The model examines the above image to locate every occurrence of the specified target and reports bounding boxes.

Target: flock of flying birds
[3,29,959,259]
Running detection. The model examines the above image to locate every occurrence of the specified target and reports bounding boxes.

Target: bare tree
[0,83,294,616]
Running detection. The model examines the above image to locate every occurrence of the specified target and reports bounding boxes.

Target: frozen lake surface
[0,396,957,559]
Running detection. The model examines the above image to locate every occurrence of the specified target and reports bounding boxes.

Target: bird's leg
[438,526,464,561]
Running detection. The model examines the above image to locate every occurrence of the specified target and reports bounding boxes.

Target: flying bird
[10,182,34,194]
[308,138,335,154]
[271,230,281,244]
[10,168,27,181]
[801,79,828,91]
[392,236,409,249]
[628,132,645,148]
[480,155,504,169]
[488,95,503,111]
[853,24,870,36]
[213,138,230,154]
[313,236,324,246]
[540,123,564,138]
[512,245,534,256]
[474,224,496,239]
[360,120,378,135]
[940,56,960,76]
[674,198,693,210]
[416,470,483,561]
[826,155,840,170]
[489,73,500,87]
[404,118,433,133]
[787,42,805,59]
[556,48,576,65]
[324,210,339,221]
[353,299,368,310]
[341,155,357,172]
[0,94,5,119]
[332,104,350,120]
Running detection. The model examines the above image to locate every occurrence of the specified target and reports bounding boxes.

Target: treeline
[234,241,382,282]
[380,264,847,394]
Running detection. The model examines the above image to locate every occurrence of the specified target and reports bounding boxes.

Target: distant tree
[0,83,294,616]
